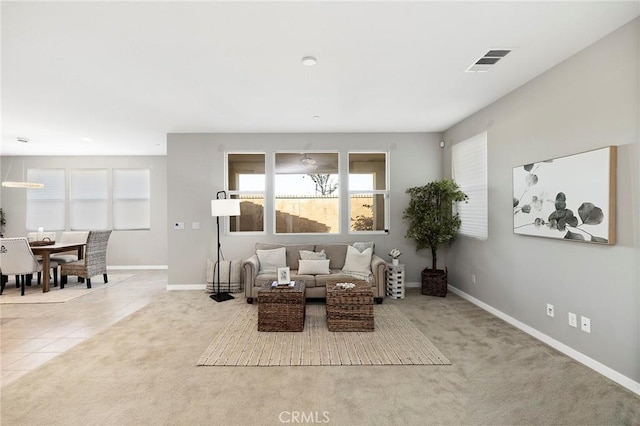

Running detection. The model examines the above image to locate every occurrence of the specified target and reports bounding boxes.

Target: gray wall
[166,133,443,285]
[442,19,639,381]
[0,155,168,267]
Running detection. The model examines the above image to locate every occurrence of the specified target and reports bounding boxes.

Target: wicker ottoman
[258,281,306,332]
[326,279,374,332]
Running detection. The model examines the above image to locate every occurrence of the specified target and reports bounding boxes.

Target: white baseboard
[107,265,168,270]
[166,284,206,291]
[448,285,640,397]
[405,281,421,288]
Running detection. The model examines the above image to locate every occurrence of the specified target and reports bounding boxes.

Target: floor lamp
[210,191,241,302]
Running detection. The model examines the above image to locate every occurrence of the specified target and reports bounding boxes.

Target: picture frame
[512,146,616,244]
[277,266,291,284]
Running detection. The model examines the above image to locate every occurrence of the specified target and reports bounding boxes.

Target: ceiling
[2,1,638,156]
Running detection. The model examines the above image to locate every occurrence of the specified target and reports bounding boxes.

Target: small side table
[386,263,406,299]
[258,281,306,332]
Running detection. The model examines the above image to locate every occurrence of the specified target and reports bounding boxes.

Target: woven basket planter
[421,268,448,297]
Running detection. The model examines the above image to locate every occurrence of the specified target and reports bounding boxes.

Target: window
[274,152,339,234]
[227,153,265,233]
[348,153,388,233]
[26,169,65,231]
[113,169,150,230]
[70,169,108,230]
[452,132,488,239]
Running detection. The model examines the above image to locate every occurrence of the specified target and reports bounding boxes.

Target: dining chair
[50,231,89,264]
[0,237,58,296]
[60,230,112,289]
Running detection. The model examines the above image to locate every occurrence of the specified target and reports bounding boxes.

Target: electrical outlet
[471,274,476,284]
[581,316,591,333]
[173,222,184,230]
[546,303,554,317]
[568,312,577,328]
[192,222,200,230]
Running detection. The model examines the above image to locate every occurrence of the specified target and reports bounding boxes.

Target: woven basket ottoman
[257,281,306,332]
[325,279,374,332]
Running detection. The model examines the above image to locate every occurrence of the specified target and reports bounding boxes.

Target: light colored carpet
[198,303,450,366]
[0,274,134,304]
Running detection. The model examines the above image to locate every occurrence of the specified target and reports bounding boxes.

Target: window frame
[273,150,341,235]
[347,151,390,235]
[226,151,266,235]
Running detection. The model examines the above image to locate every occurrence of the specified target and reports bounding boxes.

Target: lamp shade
[211,199,241,217]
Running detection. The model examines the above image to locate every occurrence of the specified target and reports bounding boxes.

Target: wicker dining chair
[0,237,58,296]
[60,230,112,289]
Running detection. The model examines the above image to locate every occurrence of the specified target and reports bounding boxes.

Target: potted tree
[403,179,467,296]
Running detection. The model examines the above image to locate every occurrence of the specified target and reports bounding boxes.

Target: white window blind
[113,169,150,230]
[452,132,488,240]
[26,169,65,231]
[70,169,108,230]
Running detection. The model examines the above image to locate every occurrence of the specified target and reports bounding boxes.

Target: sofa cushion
[298,259,330,275]
[342,246,373,280]
[256,247,286,274]
[314,244,348,270]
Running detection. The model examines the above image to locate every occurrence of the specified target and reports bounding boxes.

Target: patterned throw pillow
[352,242,375,253]
[299,249,327,260]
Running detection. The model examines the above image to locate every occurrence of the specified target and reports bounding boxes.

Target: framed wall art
[513,146,616,244]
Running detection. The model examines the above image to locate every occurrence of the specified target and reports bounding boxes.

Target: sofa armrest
[370,254,387,299]
[243,255,259,299]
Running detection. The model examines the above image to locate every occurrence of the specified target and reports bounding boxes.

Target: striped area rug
[197,303,450,366]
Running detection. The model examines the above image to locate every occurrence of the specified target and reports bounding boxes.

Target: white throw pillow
[342,245,373,279]
[256,247,286,274]
[299,249,326,260]
[298,259,331,275]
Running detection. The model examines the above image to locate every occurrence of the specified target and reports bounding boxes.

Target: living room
[1,2,639,424]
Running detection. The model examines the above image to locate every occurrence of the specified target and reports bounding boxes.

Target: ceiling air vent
[466,49,513,73]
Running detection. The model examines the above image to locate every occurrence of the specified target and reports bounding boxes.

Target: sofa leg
[375,297,383,305]
[247,297,254,304]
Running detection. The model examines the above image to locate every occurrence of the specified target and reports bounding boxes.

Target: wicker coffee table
[326,279,374,332]
[257,281,306,332]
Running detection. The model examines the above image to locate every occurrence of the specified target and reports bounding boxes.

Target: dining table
[30,242,85,292]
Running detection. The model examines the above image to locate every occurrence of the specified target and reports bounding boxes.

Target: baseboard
[405,281,421,288]
[166,284,206,291]
[448,285,640,397]
[107,265,168,270]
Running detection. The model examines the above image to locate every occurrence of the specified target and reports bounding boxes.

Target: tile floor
[0,270,167,388]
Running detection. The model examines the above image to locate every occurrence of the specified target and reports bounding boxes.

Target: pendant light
[1,137,44,189]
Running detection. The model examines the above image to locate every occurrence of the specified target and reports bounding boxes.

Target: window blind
[452,132,488,240]
[70,169,108,230]
[26,169,65,231]
[113,169,150,230]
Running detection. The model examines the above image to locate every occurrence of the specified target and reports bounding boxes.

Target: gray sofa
[243,243,387,304]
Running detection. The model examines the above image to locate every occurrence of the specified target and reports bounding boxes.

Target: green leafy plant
[403,179,468,270]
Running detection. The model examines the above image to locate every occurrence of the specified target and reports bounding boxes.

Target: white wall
[166,132,443,286]
[0,155,168,267]
[442,19,639,381]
